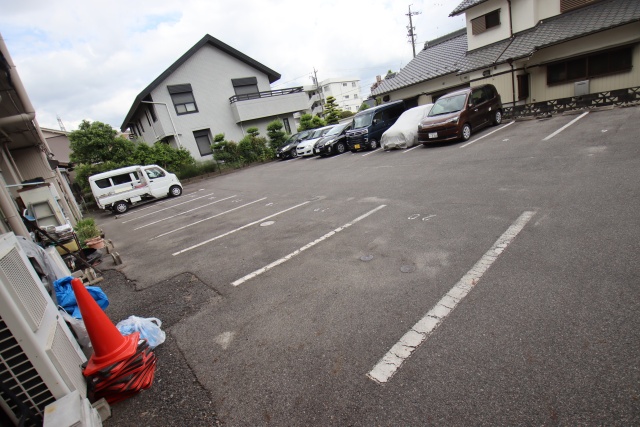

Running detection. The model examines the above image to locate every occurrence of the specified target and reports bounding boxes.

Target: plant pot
[85,237,105,249]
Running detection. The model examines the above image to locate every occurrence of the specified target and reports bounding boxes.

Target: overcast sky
[0,0,465,132]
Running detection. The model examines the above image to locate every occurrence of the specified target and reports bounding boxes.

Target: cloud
[0,0,465,131]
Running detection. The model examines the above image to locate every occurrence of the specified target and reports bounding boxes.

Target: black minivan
[346,100,405,152]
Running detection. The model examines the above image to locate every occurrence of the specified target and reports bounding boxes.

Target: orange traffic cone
[70,278,138,377]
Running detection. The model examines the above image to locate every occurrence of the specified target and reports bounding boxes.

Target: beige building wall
[528,23,640,102]
[465,0,511,51]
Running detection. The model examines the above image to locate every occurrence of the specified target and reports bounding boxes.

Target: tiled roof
[458,0,640,73]
[450,0,490,17]
[371,29,467,96]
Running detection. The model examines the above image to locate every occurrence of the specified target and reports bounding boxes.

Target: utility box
[574,80,590,97]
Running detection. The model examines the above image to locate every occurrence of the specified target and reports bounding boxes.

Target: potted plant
[74,218,105,249]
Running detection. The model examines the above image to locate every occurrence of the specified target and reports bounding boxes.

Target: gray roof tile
[371,30,468,96]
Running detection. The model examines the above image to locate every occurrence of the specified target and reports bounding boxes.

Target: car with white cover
[296,125,335,157]
[381,104,434,150]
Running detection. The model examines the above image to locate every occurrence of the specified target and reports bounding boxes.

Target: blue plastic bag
[116,316,166,348]
[53,276,109,319]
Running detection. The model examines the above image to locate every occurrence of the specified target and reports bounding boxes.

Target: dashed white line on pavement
[150,197,267,240]
[133,195,237,230]
[460,121,515,148]
[403,145,421,153]
[543,111,589,141]
[172,200,312,255]
[367,210,536,384]
[121,192,216,223]
[231,204,387,286]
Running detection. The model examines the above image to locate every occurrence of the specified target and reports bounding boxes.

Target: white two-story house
[372,0,640,116]
[120,34,311,161]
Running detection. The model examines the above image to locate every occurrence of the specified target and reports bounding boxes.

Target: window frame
[471,9,501,35]
[168,84,199,115]
[546,45,633,86]
[193,129,213,157]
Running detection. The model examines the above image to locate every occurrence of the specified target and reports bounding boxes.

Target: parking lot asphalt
[99,106,640,426]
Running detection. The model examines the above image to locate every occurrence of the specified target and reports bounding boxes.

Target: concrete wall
[465,0,511,51]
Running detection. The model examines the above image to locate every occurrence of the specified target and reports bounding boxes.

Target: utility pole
[406,5,421,58]
[313,67,325,116]
[57,115,66,131]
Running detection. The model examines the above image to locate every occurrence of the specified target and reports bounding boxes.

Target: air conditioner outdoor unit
[574,80,590,96]
[0,232,87,426]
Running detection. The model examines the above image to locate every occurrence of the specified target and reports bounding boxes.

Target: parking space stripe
[172,200,312,256]
[121,192,216,223]
[460,121,515,148]
[403,145,421,153]
[115,190,209,218]
[231,204,387,286]
[367,210,536,384]
[150,197,267,240]
[133,195,236,230]
[542,111,589,141]
[362,148,381,157]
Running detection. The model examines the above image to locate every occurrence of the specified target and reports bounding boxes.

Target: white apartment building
[319,78,362,112]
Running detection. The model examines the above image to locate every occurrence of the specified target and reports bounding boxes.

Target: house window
[232,77,259,96]
[547,46,633,85]
[145,110,152,127]
[561,0,599,13]
[344,95,350,99]
[143,95,157,122]
[282,118,291,134]
[352,82,356,87]
[354,94,358,99]
[168,84,198,115]
[471,9,500,35]
[138,120,144,132]
[517,74,530,100]
[193,129,213,156]
[342,83,347,87]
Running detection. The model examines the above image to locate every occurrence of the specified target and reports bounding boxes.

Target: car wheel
[114,201,128,214]
[369,139,378,150]
[169,185,182,197]
[336,142,346,154]
[290,149,298,159]
[493,110,502,125]
[461,123,472,141]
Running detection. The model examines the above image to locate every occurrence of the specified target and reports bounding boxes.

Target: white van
[89,165,182,213]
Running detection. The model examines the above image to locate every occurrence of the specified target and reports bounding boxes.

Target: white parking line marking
[403,145,421,153]
[460,121,515,148]
[115,191,208,217]
[362,148,381,157]
[172,200,312,255]
[367,210,536,384]
[231,204,387,286]
[150,197,267,240]
[133,195,237,230]
[543,111,589,141]
[121,193,216,223]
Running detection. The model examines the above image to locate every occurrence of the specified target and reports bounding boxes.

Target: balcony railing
[229,87,304,104]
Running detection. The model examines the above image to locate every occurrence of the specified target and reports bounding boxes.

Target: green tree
[324,96,341,125]
[211,134,241,164]
[340,110,355,119]
[311,116,326,128]
[266,120,287,148]
[358,102,370,111]
[69,120,135,164]
[298,114,315,131]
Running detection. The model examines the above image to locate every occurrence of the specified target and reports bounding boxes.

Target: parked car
[346,100,405,152]
[381,104,434,150]
[296,125,335,157]
[276,130,313,160]
[89,165,182,214]
[313,122,353,156]
[417,84,502,144]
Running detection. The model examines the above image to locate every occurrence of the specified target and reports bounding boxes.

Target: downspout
[508,59,516,107]
[0,35,37,127]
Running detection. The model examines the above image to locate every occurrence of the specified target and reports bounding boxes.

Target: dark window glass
[547,63,567,84]
[471,9,500,34]
[170,91,198,114]
[234,84,259,96]
[588,53,609,76]
[148,105,157,122]
[95,178,111,189]
[485,10,500,29]
[517,74,530,100]
[111,174,133,185]
[609,48,632,72]
[193,129,213,156]
[567,58,587,80]
[283,118,291,134]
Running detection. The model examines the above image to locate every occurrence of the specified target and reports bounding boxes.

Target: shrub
[74,217,101,247]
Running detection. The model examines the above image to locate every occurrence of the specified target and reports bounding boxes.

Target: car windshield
[325,123,349,136]
[428,94,467,116]
[297,130,312,140]
[353,111,374,129]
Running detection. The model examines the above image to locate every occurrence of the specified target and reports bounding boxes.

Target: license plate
[429,132,438,139]
[354,144,360,149]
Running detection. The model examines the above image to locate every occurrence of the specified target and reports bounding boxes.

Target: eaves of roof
[450,0,490,17]
[120,34,281,130]
[457,0,640,74]
[371,29,468,97]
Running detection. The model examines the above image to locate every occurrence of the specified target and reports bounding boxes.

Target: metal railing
[503,87,640,119]
[229,87,304,104]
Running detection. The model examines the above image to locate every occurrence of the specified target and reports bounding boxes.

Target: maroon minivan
[417,84,502,144]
